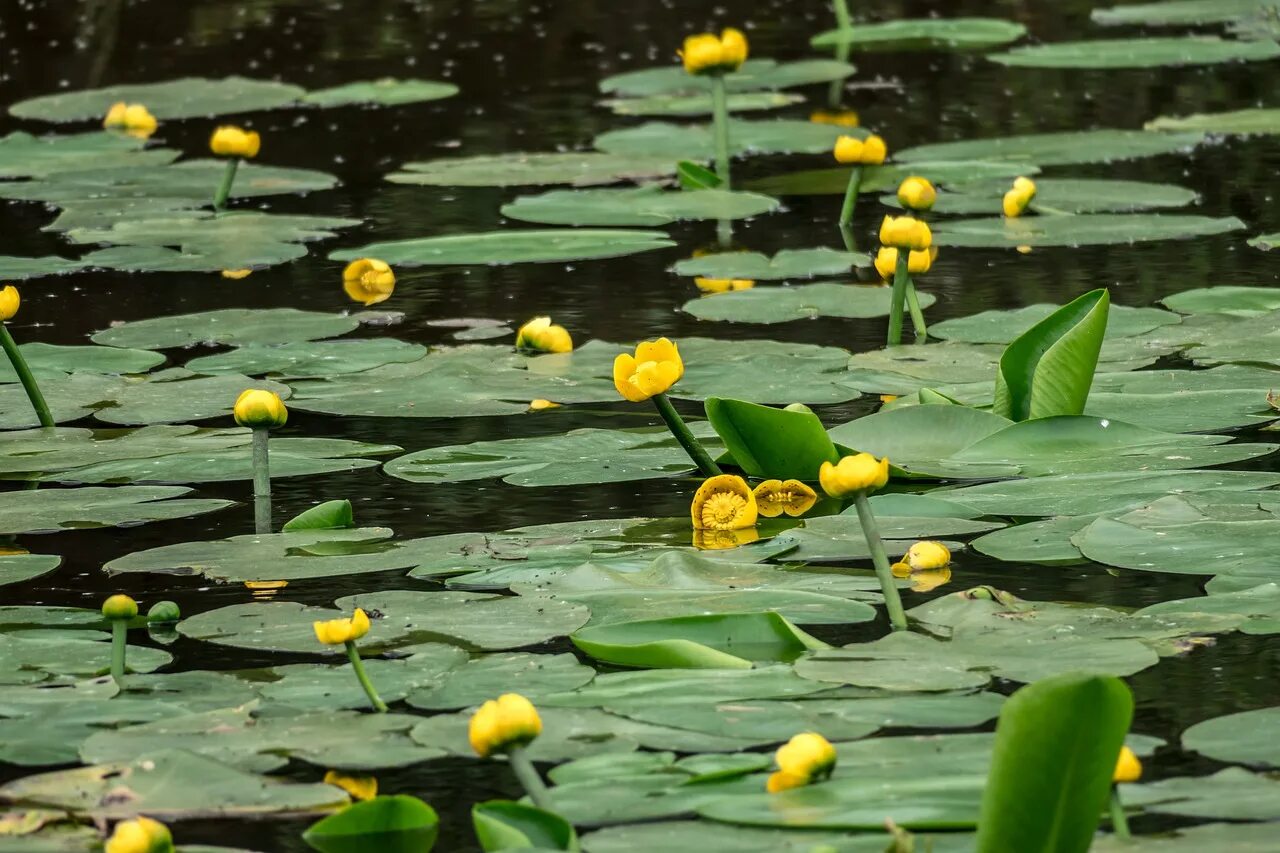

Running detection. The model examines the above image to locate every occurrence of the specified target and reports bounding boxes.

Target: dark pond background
[1,0,1279,849]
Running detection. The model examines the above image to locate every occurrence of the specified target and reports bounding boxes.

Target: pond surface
[1,0,1279,850]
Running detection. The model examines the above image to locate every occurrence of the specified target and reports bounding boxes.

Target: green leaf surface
[406,652,594,711]
[185,339,427,378]
[1092,0,1274,26]
[886,178,1197,216]
[571,612,829,669]
[1127,767,1280,820]
[92,308,360,349]
[594,119,849,159]
[672,248,866,280]
[473,801,578,852]
[989,37,1280,68]
[9,76,306,121]
[1182,706,1280,767]
[1147,107,1280,134]
[387,152,679,187]
[0,131,166,179]
[283,500,355,531]
[933,214,1243,248]
[1160,285,1280,316]
[684,282,932,325]
[303,795,439,853]
[0,554,61,587]
[330,229,676,266]
[897,129,1206,166]
[91,372,292,426]
[812,18,1026,50]
[501,186,779,226]
[259,644,468,711]
[0,485,230,534]
[602,91,803,117]
[301,78,458,107]
[598,59,854,97]
[705,397,840,479]
[746,160,1036,196]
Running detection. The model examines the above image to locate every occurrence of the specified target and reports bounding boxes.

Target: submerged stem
[853,491,908,631]
[213,157,240,210]
[110,619,128,686]
[651,393,722,477]
[887,250,909,347]
[838,165,863,227]
[345,641,388,713]
[709,75,732,187]
[0,324,53,428]
[508,746,553,811]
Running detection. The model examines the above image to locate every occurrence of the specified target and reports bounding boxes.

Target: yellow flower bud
[104,103,158,139]
[102,594,138,621]
[879,215,931,251]
[1002,176,1037,218]
[469,693,543,757]
[324,770,378,801]
[103,102,129,128]
[860,134,888,164]
[873,247,934,280]
[613,337,683,402]
[691,474,758,530]
[529,399,561,411]
[810,109,860,128]
[897,176,937,211]
[104,816,173,853]
[0,285,19,321]
[515,316,573,354]
[819,452,890,498]
[680,28,748,75]
[753,479,817,518]
[767,732,836,793]
[312,608,371,646]
[905,540,951,571]
[233,389,288,430]
[342,258,395,306]
[719,28,749,70]
[1114,746,1142,783]
[694,277,754,294]
[833,135,864,164]
[210,125,261,159]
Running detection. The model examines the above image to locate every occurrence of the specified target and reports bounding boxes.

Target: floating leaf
[571,612,829,669]
[92,308,360,349]
[1251,232,1280,250]
[1183,706,1280,768]
[932,303,1180,345]
[602,91,803,117]
[747,161,1036,196]
[0,555,60,587]
[91,372,291,426]
[387,152,679,187]
[829,405,1014,478]
[406,652,594,711]
[0,131,171,179]
[897,130,1205,166]
[595,120,849,160]
[260,644,468,711]
[1161,285,1280,316]
[1146,107,1280,134]
[9,76,306,121]
[302,78,458,107]
[0,256,85,280]
[989,37,1280,68]
[598,59,854,97]
[932,214,1243,248]
[812,18,1027,50]
[330,229,675,266]
[672,248,866,280]
[683,282,934,324]
[1092,0,1274,27]
[885,179,1197,216]
[0,632,171,685]
[283,500,355,532]
[1127,767,1280,821]
[0,486,230,535]
[185,339,427,378]
[583,821,971,853]
[0,343,164,382]
[501,186,779,226]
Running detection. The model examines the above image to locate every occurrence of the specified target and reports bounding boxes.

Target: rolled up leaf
[473,800,578,851]
[705,397,840,479]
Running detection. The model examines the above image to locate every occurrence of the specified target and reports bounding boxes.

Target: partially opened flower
[753,479,817,518]
[691,474,758,530]
[613,337,684,402]
[104,103,158,139]
[873,246,936,280]
[819,453,890,498]
[210,125,261,159]
[833,133,887,165]
[906,540,951,570]
[516,316,573,353]
[313,608,371,646]
[469,693,543,758]
[680,28,749,75]
[1114,746,1142,783]
[1002,176,1037,218]
[879,215,932,251]
[767,732,837,793]
[105,816,173,853]
[896,176,937,211]
[342,258,396,306]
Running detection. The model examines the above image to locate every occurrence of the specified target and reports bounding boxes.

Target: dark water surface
[2,0,1279,849]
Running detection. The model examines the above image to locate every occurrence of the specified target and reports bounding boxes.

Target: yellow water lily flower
[529,399,561,411]
[819,453,890,498]
[906,540,951,571]
[1114,746,1142,783]
[691,474,759,530]
[515,316,573,353]
[694,277,754,294]
[680,28,749,75]
[221,269,252,280]
[233,389,288,430]
[693,527,761,550]
[1002,176,1037,218]
[210,125,261,159]
[102,594,138,621]
[873,246,936,279]
[324,770,378,801]
[342,258,396,306]
[753,479,817,518]
[469,693,543,758]
[0,285,18,321]
[897,176,937,211]
[104,103,158,139]
[104,816,173,853]
[613,337,684,402]
[313,608,371,645]
[879,215,932,251]
[832,133,888,165]
[810,109,860,128]
[767,732,837,793]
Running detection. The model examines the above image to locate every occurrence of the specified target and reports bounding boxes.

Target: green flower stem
[0,324,53,428]
[344,640,388,713]
[828,0,853,107]
[109,619,128,685]
[887,249,909,347]
[213,157,240,210]
[838,165,863,227]
[904,278,928,340]
[709,74,732,186]
[838,224,857,254]
[251,428,271,533]
[508,745,553,811]
[1110,787,1131,841]
[651,392,722,477]
[853,491,908,631]
[715,218,734,248]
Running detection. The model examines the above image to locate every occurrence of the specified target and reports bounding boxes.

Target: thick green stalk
[838,165,863,227]
[853,491,908,631]
[110,619,128,685]
[1109,788,1131,841]
[251,428,271,533]
[904,279,928,340]
[213,157,240,210]
[827,0,853,107]
[508,746,553,811]
[887,250,909,347]
[709,75,732,186]
[651,392,722,477]
[345,641,388,712]
[838,224,857,254]
[0,324,53,428]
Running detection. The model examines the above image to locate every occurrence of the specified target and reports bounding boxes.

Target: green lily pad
[1127,767,1280,821]
[0,344,164,381]
[583,821,971,853]
[1147,107,1280,134]
[594,120,849,160]
[406,652,594,710]
[0,131,170,179]
[9,76,306,121]
[886,179,1197,215]
[932,214,1244,248]
[672,248,866,280]
[1161,285,1280,316]
[746,161,1036,196]
[501,186,780,226]
[812,18,1027,50]
[387,152,679,187]
[257,644,469,711]
[0,554,60,587]
[301,78,458,107]
[571,612,829,669]
[989,37,1280,68]
[1140,583,1280,635]
[1183,706,1280,767]
[1092,822,1280,852]
[683,282,935,324]
[330,229,675,266]
[0,486,230,535]
[932,303,1181,345]
[829,405,1014,478]
[184,339,427,378]
[1251,232,1280,250]
[92,308,361,349]
[897,129,1206,166]
[0,631,172,685]
[1076,515,1280,579]
[1092,0,1274,26]
[601,91,804,117]
[90,372,291,426]
[598,59,854,97]
[0,256,86,280]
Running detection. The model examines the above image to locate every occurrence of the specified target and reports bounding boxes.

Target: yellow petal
[612,353,648,402]
[1114,746,1143,783]
[860,134,888,164]
[906,540,951,571]
[633,359,680,398]
[691,474,758,530]
[324,770,378,801]
[0,285,19,322]
[833,135,864,164]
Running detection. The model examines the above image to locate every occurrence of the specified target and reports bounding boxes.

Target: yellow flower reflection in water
[693,527,761,551]
[324,770,378,801]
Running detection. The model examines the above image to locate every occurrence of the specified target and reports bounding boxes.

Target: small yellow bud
[469,693,543,757]
[0,285,19,321]
[833,135,864,164]
[324,770,378,801]
[905,540,951,571]
[879,215,932,251]
[233,389,288,430]
[896,176,937,211]
[515,316,573,354]
[210,125,261,159]
[529,399,561,411]
[221,269,253,280]
[860,135,888,164]
[1002,176,1037,218]
[680,28,749,75]
[819,453,890,498]
[767,732,836,793]
[873,247,934,280]
[694,277,754,294]
[104,816,173,853]
[1114,746,1142,784]
[810,109,860,128]
[102,594,138,621]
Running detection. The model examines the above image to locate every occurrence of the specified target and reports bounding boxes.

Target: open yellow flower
[1114,746,1142,783]
[313,608,371,646]
[819,453,890,498]
[906,540,951,571]
[210,125,261,159]
[693,527,760,550]
[753,479,817,518]
[105,816,173,853]
[873,246,936,280]
[342,258,396,306]
[810,109,860,128]
[324,770,378,801]
[879,215,932,251]
[104,103,158,139]
[694,277,754,294]
[680,28,749,75]
[515,316,573,353]
[767,732,837,793]
[691,474,758,530]
[1002,176,1037,218]
[233,389,288,430]
[897,176,937,211]
[613,337,683,402]
[0,285,18,321]
[469,693,543,758]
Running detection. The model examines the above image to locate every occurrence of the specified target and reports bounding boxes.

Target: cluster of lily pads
[1,0,1280,851]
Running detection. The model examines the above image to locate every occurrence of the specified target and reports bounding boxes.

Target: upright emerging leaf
[706,397,840,479]
[992,288,1109,421]
[677,160,724,190]
[975,672,1133,853]
[303,795,439,853]
[473,800,579,851]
